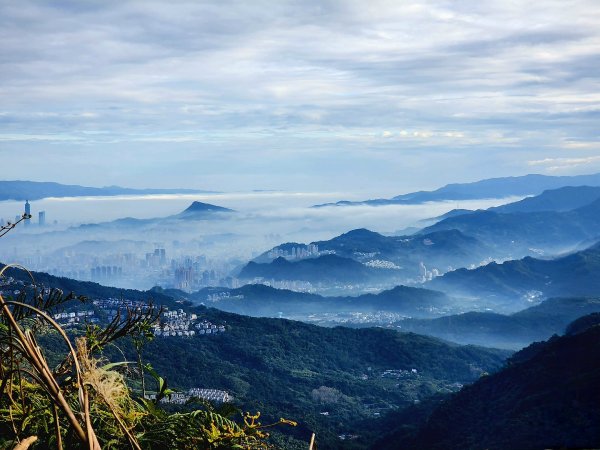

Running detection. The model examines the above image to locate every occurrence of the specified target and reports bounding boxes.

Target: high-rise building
[38,211,46,226]
[24,200,31,226]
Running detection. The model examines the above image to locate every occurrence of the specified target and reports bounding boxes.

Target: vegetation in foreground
[0,265,294,449]
[373,315,600,449]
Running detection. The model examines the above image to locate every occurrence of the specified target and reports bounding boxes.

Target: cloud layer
[1,1,599,193]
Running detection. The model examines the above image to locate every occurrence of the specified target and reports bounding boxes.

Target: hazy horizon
[0,191,522,293]
[0,190,520,231]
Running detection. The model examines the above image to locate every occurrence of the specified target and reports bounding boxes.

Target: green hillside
[373,321,600,450]
[0,265,509,448]
[138,307,509,448]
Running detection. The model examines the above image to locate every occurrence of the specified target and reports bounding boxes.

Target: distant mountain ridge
[313,172,600,207]
[0,180,215,201]
[315,228,486,261]
[188,283,452,318]
[423,185,600,223]
[419,195,600,252]
[428,241,600,308]
[251,228,491,284]
[77,200,234,230]
[491,185,600,213]
[397,296,600,349]
[242,186,600,303]
[240,253,396,284]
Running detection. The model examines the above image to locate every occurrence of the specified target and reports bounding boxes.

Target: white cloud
[562,140,600,150]
[0,133,83,142]
[0,0,599,190]
[528,155,600,171]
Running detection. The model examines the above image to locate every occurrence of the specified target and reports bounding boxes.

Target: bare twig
[0,213,31,238]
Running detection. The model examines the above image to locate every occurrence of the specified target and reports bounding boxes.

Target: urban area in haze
[1,1,599,449]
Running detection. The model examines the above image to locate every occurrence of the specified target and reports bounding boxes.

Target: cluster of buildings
[0,275,23,293]
[353,251,377,260]
[0,202,261,295]
[418,261,441,283]
[92,298,150,322]
[380,369,419,379]
[51,298,149,327]
[365,259,402,270]
[91,266,123,282]
[172,264,224,291]
[205,291,234,302]
[147,388,233,404]
[53,309,97,326]
[172,256,239,291]
[9,243,235,293]
[247,278,316,293]
[0,203,261,294]
[153,308,226,337]
[267,243,319,260]
[47,297,229,339]
[0,201,46,228]
[304,311,407,326]
[145,248,167,268]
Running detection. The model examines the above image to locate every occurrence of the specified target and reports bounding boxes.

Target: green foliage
[0,260,511,448]
[374,326,600,449]
[143,364,174,402]
[131,307,508,447]
[0,269,290,449]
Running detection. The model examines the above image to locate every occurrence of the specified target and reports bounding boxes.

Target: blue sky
[1,0,599,195]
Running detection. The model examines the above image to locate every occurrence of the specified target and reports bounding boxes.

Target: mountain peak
[312,172,600,207]
[178,201,234,216]
[345,228,380,236]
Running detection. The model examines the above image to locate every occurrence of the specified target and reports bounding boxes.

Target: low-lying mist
[0,192,521,291]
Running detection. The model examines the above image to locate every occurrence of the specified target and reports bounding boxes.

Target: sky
[1,0,599,196]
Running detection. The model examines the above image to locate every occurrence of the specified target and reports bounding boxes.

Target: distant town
[0,274,227,339]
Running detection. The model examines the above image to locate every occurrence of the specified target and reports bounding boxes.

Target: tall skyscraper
[39,211,46,226]
[24,200,31,227]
